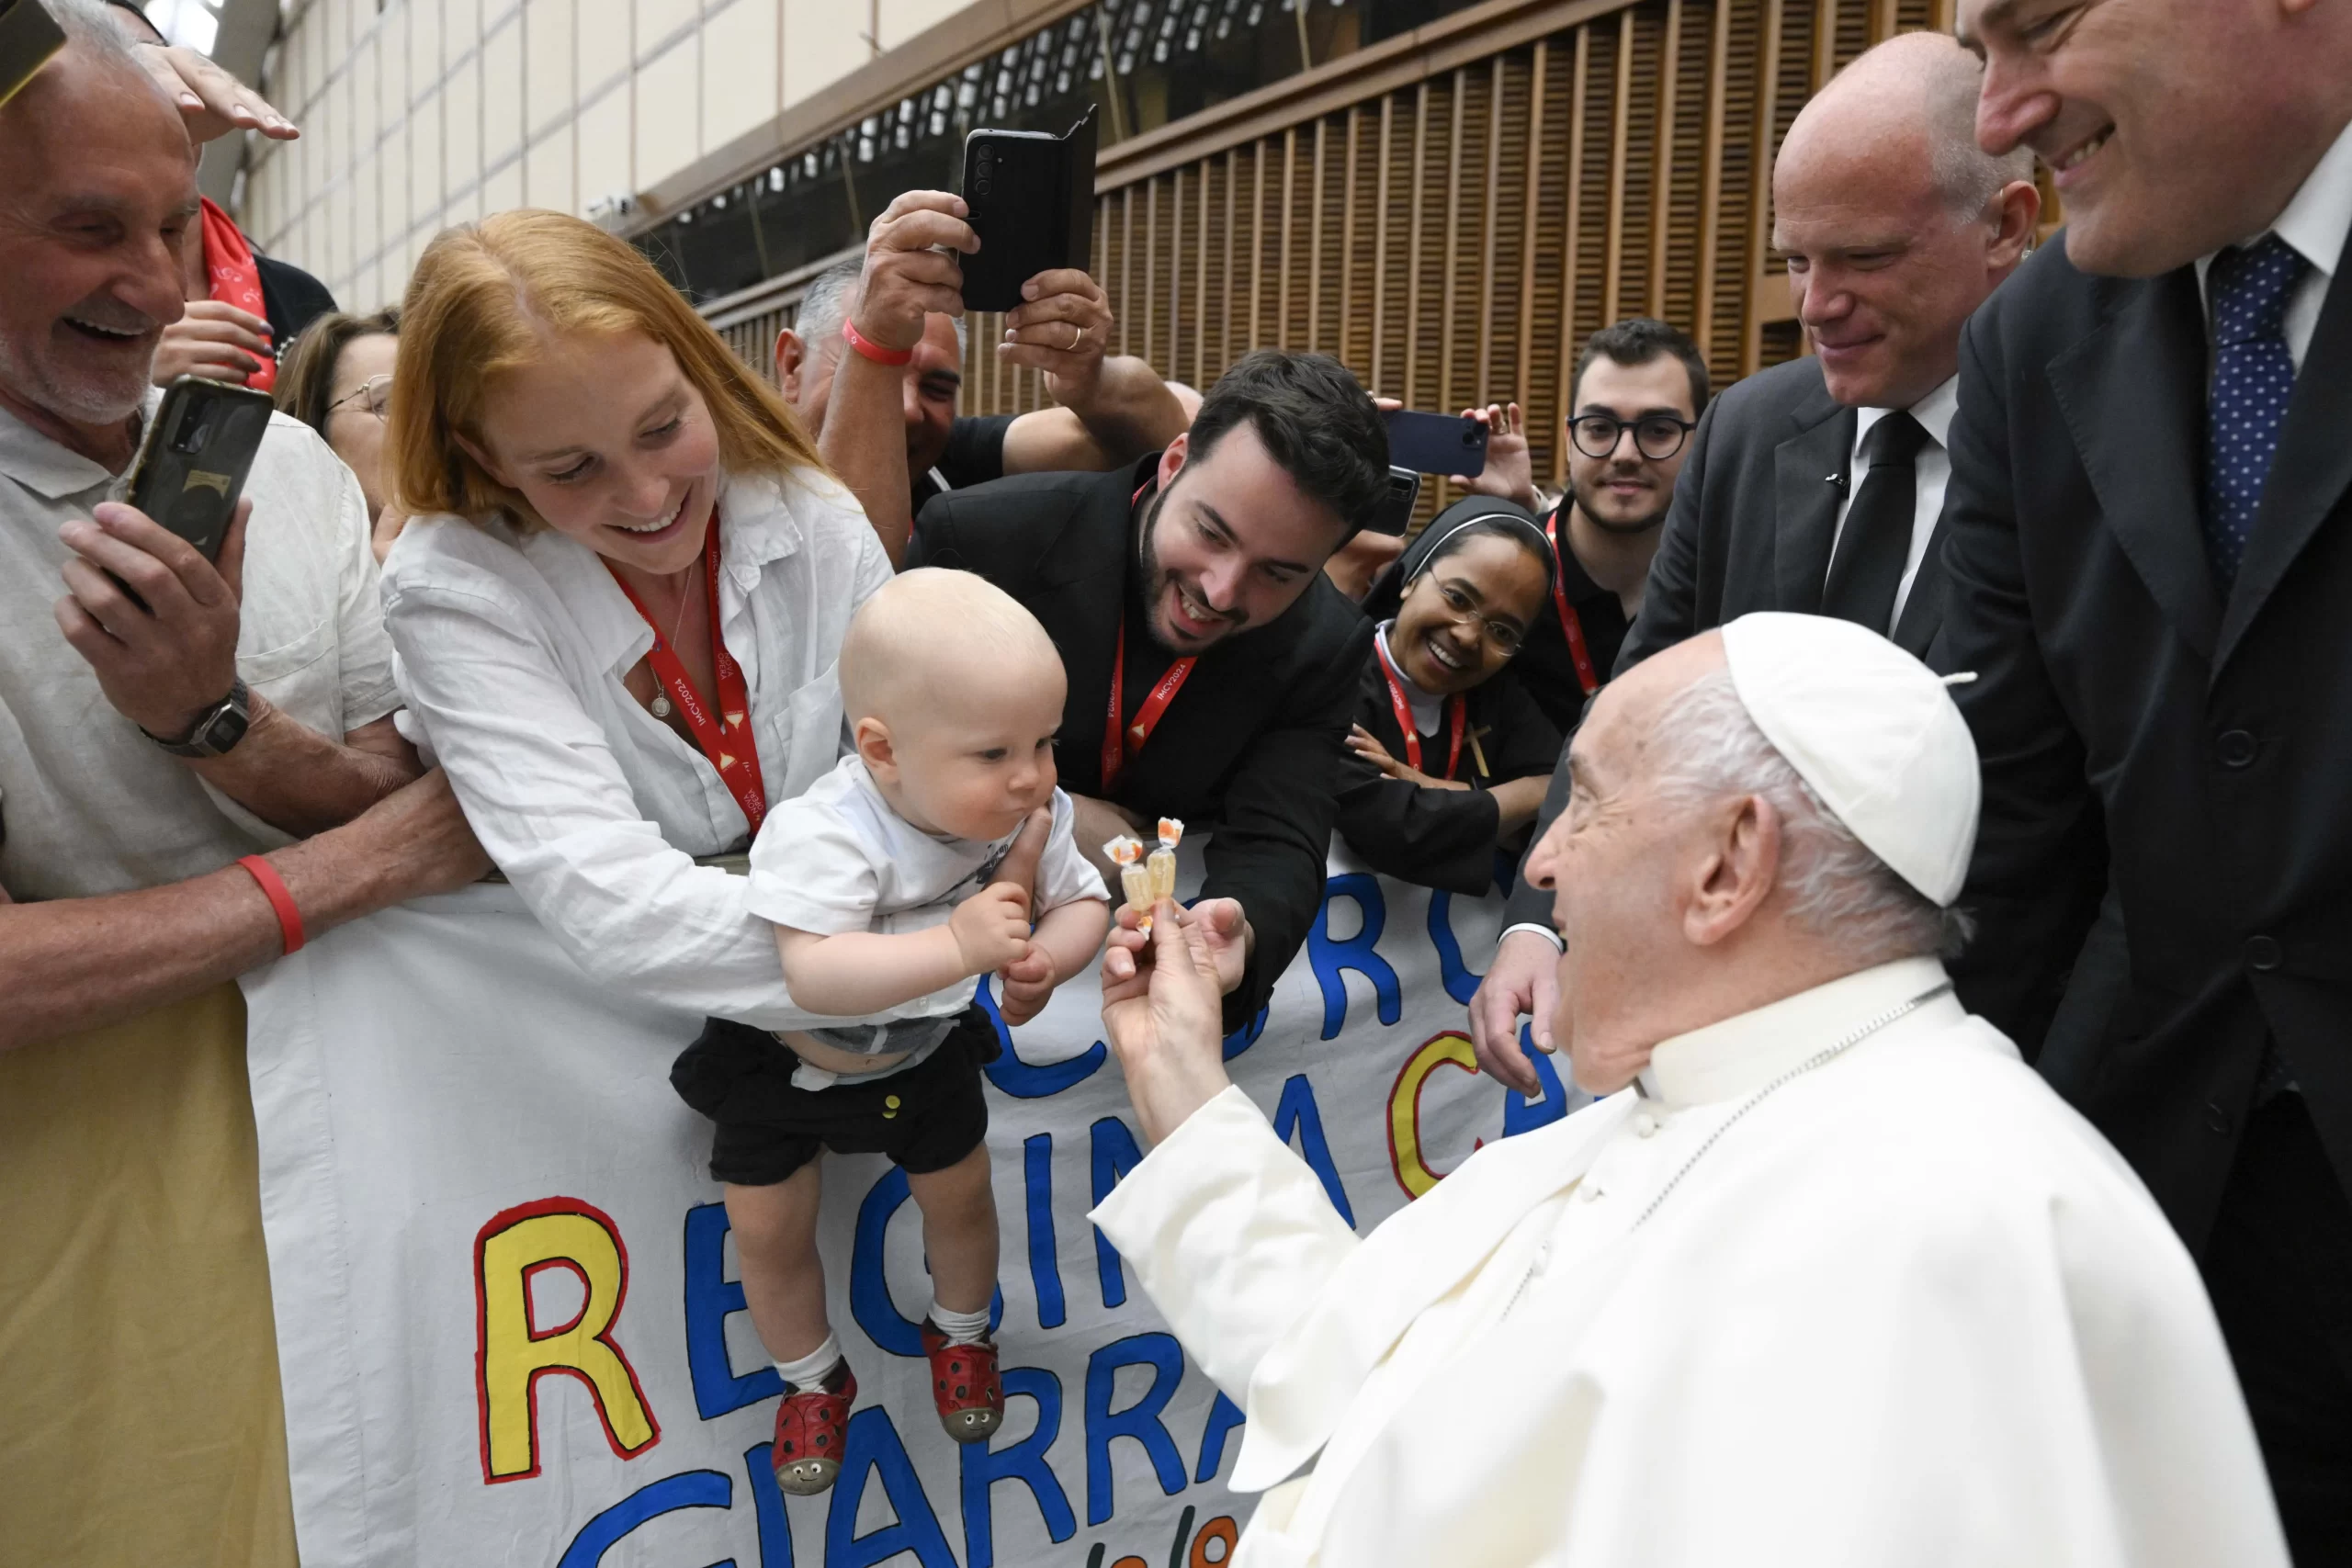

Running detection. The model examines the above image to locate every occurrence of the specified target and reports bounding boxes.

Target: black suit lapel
[2047,266,2220,660]
[1772,391,1857,615]
[1038,473,1138,792]
[2217,221,2352,674]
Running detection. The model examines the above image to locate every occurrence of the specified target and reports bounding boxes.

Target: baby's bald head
[841,568,1066,731]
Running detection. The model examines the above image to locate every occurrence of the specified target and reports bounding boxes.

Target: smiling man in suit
[1949,1,2352,1554]
[907,349,1385,1033]
[1469,31,2041,1089]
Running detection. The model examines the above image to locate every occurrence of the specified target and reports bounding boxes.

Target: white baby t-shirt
[746,754,1106,1029]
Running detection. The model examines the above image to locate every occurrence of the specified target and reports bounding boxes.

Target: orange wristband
[841,319,914,367]
[238,854,306,956]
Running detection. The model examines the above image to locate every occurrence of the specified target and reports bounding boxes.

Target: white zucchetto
[1719,612,1980,906]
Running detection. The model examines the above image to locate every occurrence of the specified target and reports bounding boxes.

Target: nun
[1336,499,1564,893]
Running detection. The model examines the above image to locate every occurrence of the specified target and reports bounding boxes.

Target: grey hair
[792,254,967,366]
[1646,669,1973,963]
[37,0,146,64]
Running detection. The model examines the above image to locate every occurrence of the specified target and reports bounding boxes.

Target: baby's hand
[997,945,1061,1026]
[951,880,1034,976]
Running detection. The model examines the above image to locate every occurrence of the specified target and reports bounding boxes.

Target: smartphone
[120,377,277,561]
[1384,410,1490,479]
[960,106,1099,314]
[1363,467,1420,536]
[0,0,68,110]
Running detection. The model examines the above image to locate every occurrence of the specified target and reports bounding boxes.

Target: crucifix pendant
[650,694,673,718]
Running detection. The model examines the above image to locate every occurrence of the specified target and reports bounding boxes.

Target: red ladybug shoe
[771,1364,856,1495]
[921,1319,1003,1443]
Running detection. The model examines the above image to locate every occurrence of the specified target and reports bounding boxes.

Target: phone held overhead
[119,376,277,561]
[0,0,67,108]
[958,106,1100,313]
[1383,409,1490,478]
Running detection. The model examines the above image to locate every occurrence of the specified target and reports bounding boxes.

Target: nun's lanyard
[1374,633,1466,781]
[1104,479,1197,793]
[1543,510,1601,696]
[605,514,768,833]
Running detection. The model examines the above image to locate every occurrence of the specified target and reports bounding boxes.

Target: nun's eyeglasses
[1569,413,1696,461]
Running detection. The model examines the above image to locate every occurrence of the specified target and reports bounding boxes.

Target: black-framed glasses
[1568,412,1696,461]
[327,374,393,421]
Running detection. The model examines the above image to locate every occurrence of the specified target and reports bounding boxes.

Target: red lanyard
[1373,632,1466,781]
[1543,510,1600,697]
[1103,615,1195,794]
[606,515,768,834]
[1102,477,1199,793]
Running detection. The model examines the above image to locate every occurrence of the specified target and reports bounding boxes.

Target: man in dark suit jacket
[1467,32,2041,1092]
[1950,3,2352,1553]
[909,350,1385,1032]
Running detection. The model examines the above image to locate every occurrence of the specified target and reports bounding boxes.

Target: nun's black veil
[1359,495,1557,625]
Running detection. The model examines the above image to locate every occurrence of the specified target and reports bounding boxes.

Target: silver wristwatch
[146,678,251,758]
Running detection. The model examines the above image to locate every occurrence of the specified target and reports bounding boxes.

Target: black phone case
[1384,410,1491,478]
[960,106,1100,314]
[120,378,277,561]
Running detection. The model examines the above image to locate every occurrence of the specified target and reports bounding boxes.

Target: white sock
[775,1333,844,1393]
[930,1302,992,1346]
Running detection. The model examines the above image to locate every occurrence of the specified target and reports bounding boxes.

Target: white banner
[243,844,1582,1568]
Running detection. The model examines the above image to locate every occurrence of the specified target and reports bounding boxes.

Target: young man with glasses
[1467,318,1708,732]
[1468,33,2042,1095]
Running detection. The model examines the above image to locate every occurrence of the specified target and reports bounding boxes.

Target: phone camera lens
[976,179,992,195]
[170,407,209,455]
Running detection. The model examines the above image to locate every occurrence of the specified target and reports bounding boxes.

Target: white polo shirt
[0,393,398,901]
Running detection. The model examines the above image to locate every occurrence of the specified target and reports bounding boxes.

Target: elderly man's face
[1522,636,1729,1094]
[0,54,197,431]
[1773,127,2007,410]
[776,312,963,479]
[1961,0,2320,277]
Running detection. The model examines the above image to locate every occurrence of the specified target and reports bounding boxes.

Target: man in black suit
[1467,31,2041,1092]
[908,350,1385,1033]
[1951,2,2352,1553]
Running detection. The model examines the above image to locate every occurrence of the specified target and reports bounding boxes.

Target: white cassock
[1091,956,2289,1568]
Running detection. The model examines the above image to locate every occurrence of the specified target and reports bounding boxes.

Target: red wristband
[841,319,915,367]
[238,854,306,956]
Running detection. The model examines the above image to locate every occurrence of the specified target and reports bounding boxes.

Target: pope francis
[1088,614,2288,1568]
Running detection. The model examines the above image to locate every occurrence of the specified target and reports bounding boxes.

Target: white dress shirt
[1833,373,1958,634]
[2195,115,2352,368]
[1091,957,2289,1568]
[0,394,396,900]
[381,466,893,1029]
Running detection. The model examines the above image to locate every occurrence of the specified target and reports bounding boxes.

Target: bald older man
[1474,30,2041,1089]
[1090,613,2283,1568]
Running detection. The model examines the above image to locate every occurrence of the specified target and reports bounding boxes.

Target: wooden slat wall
[714,0,1962,507]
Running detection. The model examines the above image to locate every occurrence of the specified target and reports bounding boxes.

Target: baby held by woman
[668,569,1108,1495]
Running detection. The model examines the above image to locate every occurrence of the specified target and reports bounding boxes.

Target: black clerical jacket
[909,459,1371,1032]
[1334,657,1559,895]
[1940,225,2352,1243]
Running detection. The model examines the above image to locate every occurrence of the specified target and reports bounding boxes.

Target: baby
[669,568,1107,1499]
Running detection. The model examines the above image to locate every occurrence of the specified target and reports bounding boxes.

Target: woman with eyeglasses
[1334,499,1564,893]
[275,309,404,559]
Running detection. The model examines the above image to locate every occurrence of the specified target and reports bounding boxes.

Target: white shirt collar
[1636,954,1952,1106]
[0,388,159,501]
[1851,374,1959,457]
[2197,114,2352,289]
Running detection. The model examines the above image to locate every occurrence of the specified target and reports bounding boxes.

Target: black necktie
[1819,410,1931,632]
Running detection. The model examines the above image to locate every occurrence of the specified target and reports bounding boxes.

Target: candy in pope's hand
[1148,818,1184,901]
[1104,835,1154,932]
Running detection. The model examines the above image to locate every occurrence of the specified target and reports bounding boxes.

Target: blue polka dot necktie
[2203,234,2311,591]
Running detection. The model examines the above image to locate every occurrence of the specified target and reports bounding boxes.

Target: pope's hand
[1468,927,1563,1097]
[1101,900,1233,1144]
[952,881,1034,976]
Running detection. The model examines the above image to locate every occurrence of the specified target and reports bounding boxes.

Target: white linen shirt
[748,756,1106,1021]
[0,393,396,900]
[380,466,892,1028]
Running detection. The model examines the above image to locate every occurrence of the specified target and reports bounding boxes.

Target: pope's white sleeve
[1090,1085,1362,1403]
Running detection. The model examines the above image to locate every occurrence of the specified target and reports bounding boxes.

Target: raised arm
[1090,906,1362,1400]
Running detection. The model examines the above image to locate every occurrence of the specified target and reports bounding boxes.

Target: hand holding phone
[845,190,979,356]
[52,495,250,742]
[1384,409,1491,478]
[961,107,1099,313]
